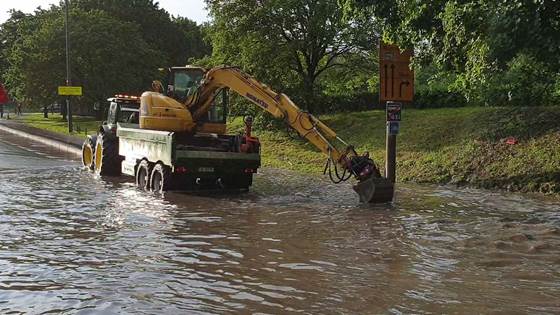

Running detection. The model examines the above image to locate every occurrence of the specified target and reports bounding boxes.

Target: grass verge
[14,113,101,136]
[14,107,560,195]
[232,106,560,195]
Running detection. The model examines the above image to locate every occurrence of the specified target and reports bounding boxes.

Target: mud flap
[353,177,394,203]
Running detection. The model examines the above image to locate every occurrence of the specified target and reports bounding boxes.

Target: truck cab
[102,95,141,134]
[80,95,141,175]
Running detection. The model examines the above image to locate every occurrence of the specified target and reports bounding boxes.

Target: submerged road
[1,129,560,314]
[0,129,75,171]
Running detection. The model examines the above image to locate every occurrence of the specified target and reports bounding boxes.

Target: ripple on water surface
[0,166,559,314]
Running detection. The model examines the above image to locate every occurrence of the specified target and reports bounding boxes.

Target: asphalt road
[0,129,76,171]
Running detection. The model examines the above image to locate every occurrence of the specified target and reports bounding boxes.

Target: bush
[414,89,467,108]
[466,53,558,107]
[498,53,557,106]
[314,92,379,113]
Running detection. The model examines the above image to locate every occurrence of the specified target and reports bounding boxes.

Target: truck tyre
[81,135,97,170]
[136,160,151,190]
[150,163,173,193]
[94,133,121,176]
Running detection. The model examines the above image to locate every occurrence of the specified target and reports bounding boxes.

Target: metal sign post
[385,101,402,183]
[379,42,413,184]
[64,0,72,132]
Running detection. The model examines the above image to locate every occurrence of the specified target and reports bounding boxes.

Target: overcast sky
[0,0,209,24]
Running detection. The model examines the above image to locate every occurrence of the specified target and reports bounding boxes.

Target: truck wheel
[151,163,172,193]
[94,133,121,176]
[81,135,97,170]
[136,160,151,190]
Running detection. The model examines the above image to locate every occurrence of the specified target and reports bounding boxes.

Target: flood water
[1,138,560,313]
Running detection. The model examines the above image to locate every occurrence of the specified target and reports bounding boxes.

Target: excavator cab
[139,66,228,134]
[165,66,204,102]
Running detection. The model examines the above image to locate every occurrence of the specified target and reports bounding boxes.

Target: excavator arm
[185,67,394,203]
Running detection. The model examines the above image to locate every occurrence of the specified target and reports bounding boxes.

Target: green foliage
[2,8,161,110]
[174,17,212,63]
[344,0,560,107]
[555,75,560,100]
[73,0,210,65]
[206,0,379,112]
[414,66,466,108]
[0,1,209,112]
[501,53,558,106]
[2,0,559,114]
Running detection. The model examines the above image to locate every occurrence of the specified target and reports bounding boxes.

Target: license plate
[198,167,214,173]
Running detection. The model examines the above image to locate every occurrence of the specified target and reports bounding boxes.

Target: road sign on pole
[386,101,402,122]
[58,86,82,96]
[379,43,412,185]
[379,43,414,103]
[386,101,402,136]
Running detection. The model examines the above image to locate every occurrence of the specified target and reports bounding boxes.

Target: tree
[343,0,560,106]
[206,0,379,110]
[1,7,162,111]
[0,10,44,101]
[174,17,212,62]
[73,0,209,66]
[0,0,214,113]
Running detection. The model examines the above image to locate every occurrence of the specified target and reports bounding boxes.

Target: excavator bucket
[353,176,394,203]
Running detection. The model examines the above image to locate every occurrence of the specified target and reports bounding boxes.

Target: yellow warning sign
[58,86,83,96]
[379,43,414,103]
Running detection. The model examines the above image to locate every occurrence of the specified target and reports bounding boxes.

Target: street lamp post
[64,0,72,132]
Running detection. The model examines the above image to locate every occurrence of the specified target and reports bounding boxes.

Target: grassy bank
[14,113,100,136]
[13,108,560,195]
[237,107,560,195]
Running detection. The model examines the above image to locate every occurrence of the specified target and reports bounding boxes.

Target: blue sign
[386,101,402,122]
[388,121,400,135]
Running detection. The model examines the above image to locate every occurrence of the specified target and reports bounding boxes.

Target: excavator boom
[188,67,342,160]
[188,67,393,203]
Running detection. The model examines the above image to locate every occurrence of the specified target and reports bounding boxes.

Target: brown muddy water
[1,146,560,313]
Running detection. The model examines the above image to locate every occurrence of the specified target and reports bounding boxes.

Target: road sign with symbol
[386,101,402,122]
[379,43,414,103]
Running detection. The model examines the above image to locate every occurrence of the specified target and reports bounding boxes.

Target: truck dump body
[117,123,260,190]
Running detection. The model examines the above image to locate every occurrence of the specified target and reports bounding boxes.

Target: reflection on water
[0,166,559,314]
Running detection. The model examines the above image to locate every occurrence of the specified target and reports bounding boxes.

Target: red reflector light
[176,166,188,174]
[244,168,256,174]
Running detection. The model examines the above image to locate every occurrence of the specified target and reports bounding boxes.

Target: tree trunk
[302,75,316,112]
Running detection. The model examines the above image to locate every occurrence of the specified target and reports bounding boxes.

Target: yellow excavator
[83,65,394,203]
